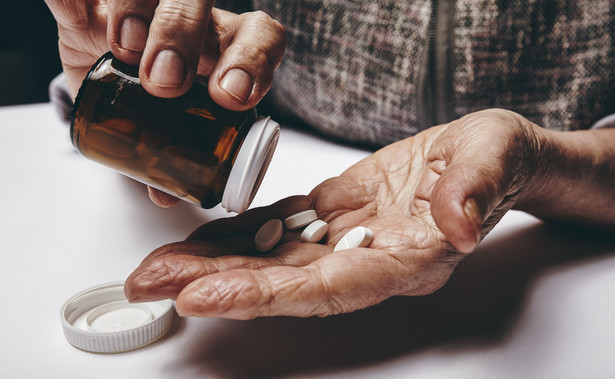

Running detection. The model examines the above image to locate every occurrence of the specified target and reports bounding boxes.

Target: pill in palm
[284,209,318,230]
[333,226,373,252]
[254,219,283,253]
[300,220,329,243]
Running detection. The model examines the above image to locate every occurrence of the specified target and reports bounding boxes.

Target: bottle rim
[69,52,115,148]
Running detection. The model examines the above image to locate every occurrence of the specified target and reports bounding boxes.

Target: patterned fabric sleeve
[453,0,615,133]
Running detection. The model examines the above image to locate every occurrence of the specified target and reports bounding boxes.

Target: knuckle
[154,2,207,35]
[468,109,541,188]
[213,271,268,319]
[307,269,345,316]
[142,256,190,289]
[147,256,175,277]
[47,0,90,30]
[240,11,287,60]
[229,43,271,67]
[249,10,286,37]
[127,263,171,296]
[215,281,244,310]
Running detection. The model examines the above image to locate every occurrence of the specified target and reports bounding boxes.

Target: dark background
[1,1,62,106]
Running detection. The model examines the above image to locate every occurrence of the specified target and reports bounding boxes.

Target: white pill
[284,209,318,230]
[333,226,373,252]
[254,219,283,253]
[300,220,329,243]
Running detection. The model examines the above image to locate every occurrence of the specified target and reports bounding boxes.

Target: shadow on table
[118,176,221,239]
[171,220,615,378]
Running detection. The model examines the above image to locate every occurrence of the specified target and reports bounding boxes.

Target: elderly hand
[45,0,285,105]
[124,109,558,319]
[45,0,286,206]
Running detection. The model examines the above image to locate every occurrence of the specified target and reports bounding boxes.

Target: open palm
[126,110,538,319]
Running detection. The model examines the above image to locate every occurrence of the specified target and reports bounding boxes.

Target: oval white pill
[255,219,283,252]
[284,209,318,230]
[300,220,329,243]
[333,226,373,252]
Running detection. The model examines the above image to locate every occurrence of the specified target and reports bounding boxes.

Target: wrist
[514,126,615,227]
[513,125,559,210]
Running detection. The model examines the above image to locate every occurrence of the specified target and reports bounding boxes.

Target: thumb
[428,115,524,253]
[430,162,493,254]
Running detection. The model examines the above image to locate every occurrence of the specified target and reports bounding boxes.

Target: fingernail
[120,17,148,52]
[462,198,482,251]
[147,186,179,208]
[150,50,185,88]
[220,68,253,103]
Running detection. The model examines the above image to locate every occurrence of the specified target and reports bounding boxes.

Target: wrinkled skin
[45,0,286,106]
[46,0,615,319]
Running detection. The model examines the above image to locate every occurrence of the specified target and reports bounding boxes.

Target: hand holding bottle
[45,0,287,207]
[44,0,286,108]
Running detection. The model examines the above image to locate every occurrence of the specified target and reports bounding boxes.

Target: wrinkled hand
[45,0,285,103]
[125,109,543,319]
[45,0,286,206]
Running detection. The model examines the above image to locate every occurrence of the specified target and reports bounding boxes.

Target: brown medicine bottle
[70,52,279,213]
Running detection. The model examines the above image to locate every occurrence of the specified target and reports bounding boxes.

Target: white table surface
[1,103,614,378]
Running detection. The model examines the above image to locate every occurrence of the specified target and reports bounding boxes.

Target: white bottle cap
[60,281,174,353]
[221,116,280,213]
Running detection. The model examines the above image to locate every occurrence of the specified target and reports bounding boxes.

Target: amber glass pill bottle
[70,52,280,213]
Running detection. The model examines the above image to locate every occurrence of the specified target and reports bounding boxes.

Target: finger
[44,0,89,29]
[174,248,413,319]
[107,0,158,64]
[139,0,216,98]
[45,0,107,96]
[147,186,180,208]
[208,10,286,110]
[126,236,329,302]
[125,239,270,302]
[428,111,527,253]
[128,195,315,303]
[309,175,371,220]
[428,159,490,254]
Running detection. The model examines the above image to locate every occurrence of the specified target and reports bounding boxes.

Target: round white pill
[300,220,329,243]
[333,226,373,252]
[284,209,318,230]
[255,219,283,252]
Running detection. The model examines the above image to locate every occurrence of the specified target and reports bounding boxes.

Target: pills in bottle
[70,52,280,213]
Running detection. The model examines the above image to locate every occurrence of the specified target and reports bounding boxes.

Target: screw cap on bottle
[222,116,280,213]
